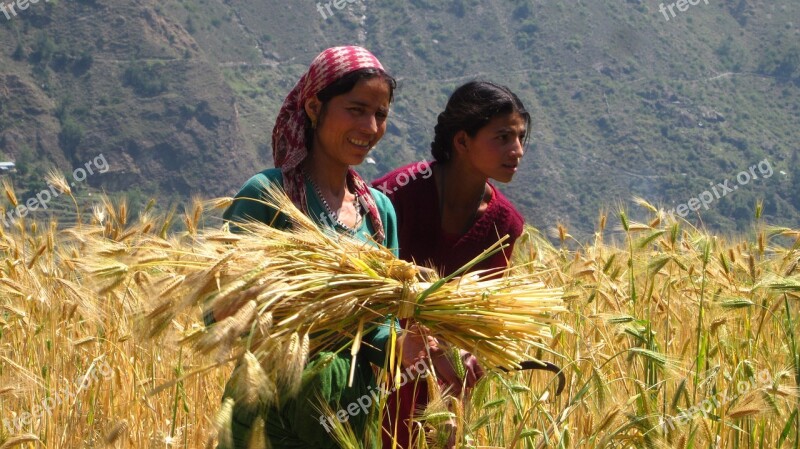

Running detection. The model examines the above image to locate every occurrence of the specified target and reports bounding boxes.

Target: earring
[311,118,317,129]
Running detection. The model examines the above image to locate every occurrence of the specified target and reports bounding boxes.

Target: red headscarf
[272,46,387,244]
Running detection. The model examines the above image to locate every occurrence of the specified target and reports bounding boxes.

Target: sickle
[499,361,565,396]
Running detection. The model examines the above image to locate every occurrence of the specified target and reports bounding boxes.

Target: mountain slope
[0,0,798,235]
[0,0,257,202]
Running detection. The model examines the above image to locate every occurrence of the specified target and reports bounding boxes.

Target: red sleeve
[371,162,439,264]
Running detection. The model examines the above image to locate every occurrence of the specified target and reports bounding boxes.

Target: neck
[440,159,487,208]
[303,151,350,196]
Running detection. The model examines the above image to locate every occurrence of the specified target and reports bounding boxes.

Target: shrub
[123,61,168,97]
[59,115,83,152]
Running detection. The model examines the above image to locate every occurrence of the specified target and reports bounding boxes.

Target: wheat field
[1,178,799,448]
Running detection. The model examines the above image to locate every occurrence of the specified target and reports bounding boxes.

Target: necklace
[306,172,363,232]
[438,165,485,235]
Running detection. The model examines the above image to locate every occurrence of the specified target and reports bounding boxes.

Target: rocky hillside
[0,0,798,235]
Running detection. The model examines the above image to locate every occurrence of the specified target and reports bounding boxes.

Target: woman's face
[457,112,527,183]
[308,76,391,167]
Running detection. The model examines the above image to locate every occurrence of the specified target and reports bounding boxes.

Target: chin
[343,156,366,167]
[493,174,515,183]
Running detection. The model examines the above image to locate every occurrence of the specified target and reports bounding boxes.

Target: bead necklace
[307,173,363,232]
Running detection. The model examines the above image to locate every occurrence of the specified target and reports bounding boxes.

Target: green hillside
[1,0,798,236]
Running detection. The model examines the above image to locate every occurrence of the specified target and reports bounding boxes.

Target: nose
[360,114,379,135]
[510,136,525,158]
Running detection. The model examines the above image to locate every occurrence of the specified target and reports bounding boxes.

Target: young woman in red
[373,81,530,448]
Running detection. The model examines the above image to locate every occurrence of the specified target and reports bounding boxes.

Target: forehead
[335,77,391,108]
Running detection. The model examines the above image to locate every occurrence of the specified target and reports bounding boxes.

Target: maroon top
[374,160,525,448]
[372,160,525,276]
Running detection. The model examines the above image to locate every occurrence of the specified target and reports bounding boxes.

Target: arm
[222,173,288,233]
[206,173,285,325]
[351,188,402,368]
[283,354,350,449]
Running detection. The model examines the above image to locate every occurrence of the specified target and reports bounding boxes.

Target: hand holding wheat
[399,322,485,395]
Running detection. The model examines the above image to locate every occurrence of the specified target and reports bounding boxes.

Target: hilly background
[0,0,798,237]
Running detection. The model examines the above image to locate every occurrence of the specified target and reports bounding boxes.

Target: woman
[214,46,400,449]
[373,80,530,448]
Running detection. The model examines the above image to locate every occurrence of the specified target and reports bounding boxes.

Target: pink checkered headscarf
[272,46,387,243]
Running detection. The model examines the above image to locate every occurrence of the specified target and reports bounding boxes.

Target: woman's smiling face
[307,76,391,167]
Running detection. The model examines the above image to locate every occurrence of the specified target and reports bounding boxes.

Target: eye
[348,107,365,115]
[376,111,389,120]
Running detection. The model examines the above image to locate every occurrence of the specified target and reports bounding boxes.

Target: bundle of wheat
[7,170,800,448]
[71,183,565,397]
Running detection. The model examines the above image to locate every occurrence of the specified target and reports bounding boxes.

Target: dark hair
[431,81,531,162]
[304,68,397,150]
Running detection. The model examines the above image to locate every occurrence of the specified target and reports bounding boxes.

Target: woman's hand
[432,349,484,396]
[397,322,439,372]
[398,323,484,395]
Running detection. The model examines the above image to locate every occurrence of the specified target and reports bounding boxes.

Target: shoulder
[367,186,400,255]
[368,187,395,214]
[239,168,284,193]
[489,186,525,235]
[367,186,398,228]
[223,168,285,226]
[372,160,436,199]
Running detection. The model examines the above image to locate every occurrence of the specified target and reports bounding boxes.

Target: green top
[223,168,399,253]
[220,168,399,449]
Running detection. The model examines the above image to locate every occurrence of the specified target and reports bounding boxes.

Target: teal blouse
[223,168,399,253]
[219,168,399,449]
